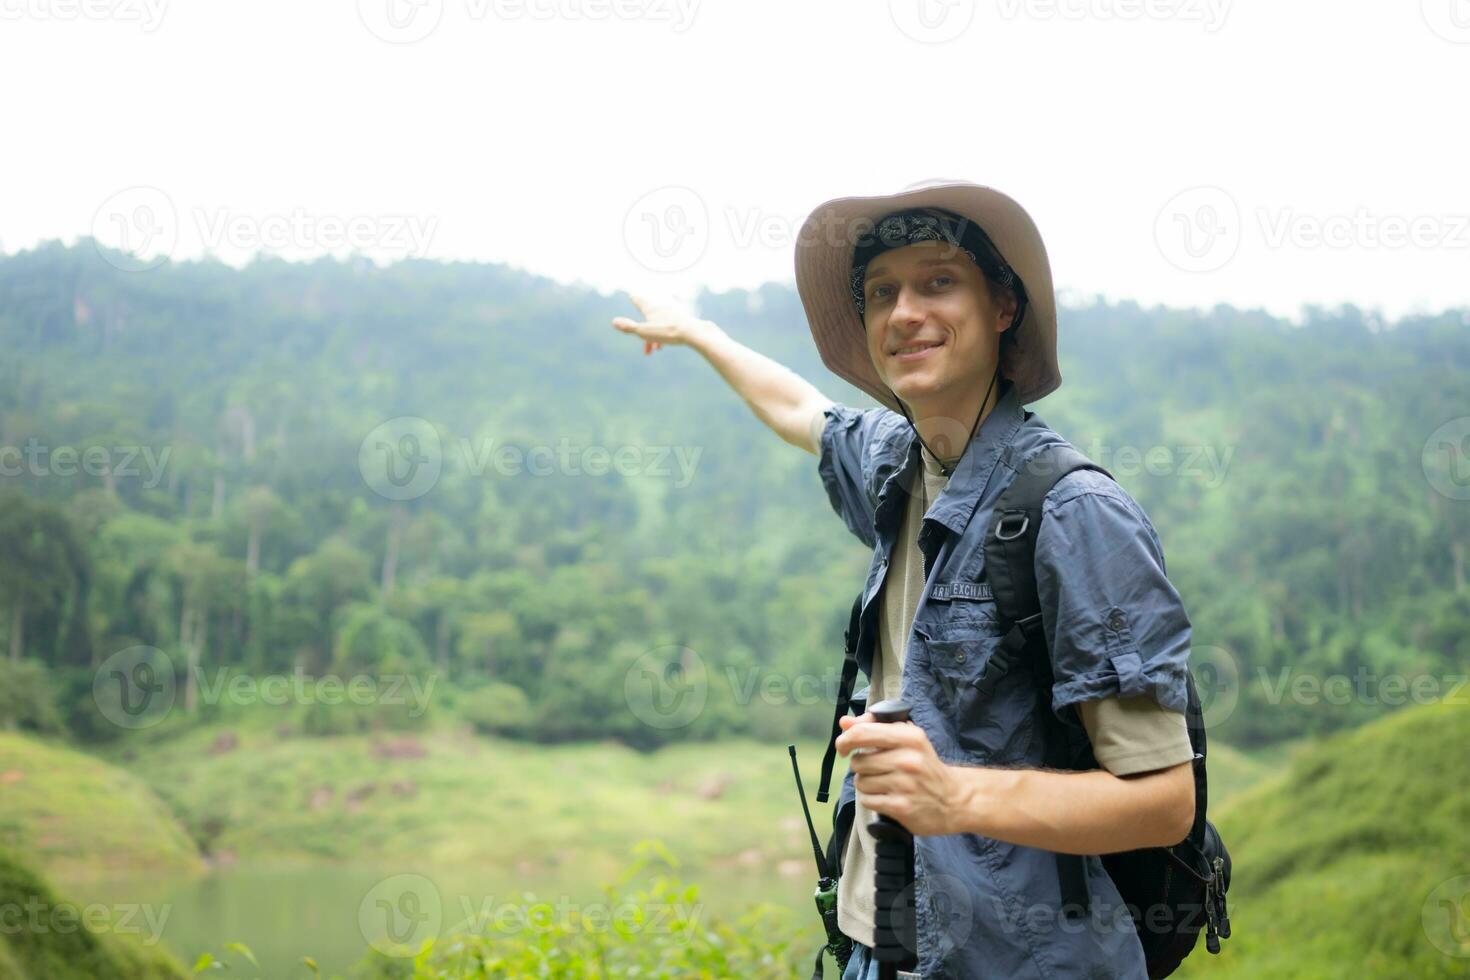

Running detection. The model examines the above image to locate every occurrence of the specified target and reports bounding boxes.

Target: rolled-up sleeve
[1034,474,1192,722]
[817,403,896,549]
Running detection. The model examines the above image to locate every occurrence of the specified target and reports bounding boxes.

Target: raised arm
[612,293,833,455]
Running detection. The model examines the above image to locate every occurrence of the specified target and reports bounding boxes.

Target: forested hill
[1,239,1467,747]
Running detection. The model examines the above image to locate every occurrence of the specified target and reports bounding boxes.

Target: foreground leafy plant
[200,841,809,979]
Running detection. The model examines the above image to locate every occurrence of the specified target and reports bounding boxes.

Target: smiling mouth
[891,340,944,362]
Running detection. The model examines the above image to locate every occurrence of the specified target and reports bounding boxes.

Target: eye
[929,274,954,288]
[869,283,894,301]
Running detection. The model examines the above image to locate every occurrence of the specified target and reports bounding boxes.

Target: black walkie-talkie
[789,744,853,975]
[866,698,918,979]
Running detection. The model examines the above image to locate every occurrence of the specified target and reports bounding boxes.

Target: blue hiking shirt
[818,378,1193,980]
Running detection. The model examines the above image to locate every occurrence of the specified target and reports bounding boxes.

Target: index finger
[835,717,919,756]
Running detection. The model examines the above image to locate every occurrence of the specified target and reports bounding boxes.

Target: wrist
[948,765,1015,837]
[946,765,981,836]
[688,318,725,353]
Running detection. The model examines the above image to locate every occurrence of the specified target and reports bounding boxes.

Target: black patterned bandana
[848,207,1028,331]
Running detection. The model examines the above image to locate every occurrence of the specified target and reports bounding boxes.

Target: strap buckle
[994,511,1029,541]
[1015,611,1044,638]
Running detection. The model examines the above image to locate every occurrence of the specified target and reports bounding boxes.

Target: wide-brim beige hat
[794,178,1060,413]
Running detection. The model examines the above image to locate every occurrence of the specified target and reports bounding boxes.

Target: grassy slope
[0,845,187,980]
[112,721,1282,882]
[1203,741,1274,805]
[1178,699,1470,979]
[112,723,846,882]
[0,734,203,880]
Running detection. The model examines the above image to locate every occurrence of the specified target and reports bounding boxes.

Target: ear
[991,283,1018,336]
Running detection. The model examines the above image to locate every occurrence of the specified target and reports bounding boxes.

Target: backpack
[813,442,1232,979]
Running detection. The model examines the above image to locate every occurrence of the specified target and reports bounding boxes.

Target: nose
[887,284,926,334]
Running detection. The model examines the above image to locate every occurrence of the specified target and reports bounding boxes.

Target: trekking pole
[866,698,918,979]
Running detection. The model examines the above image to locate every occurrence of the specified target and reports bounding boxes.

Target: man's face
[860,239,1014,416]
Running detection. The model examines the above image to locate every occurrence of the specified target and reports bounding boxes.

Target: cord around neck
[891,359,1003,480]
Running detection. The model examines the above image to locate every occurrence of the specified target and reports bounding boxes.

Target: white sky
[3,0,1468,321]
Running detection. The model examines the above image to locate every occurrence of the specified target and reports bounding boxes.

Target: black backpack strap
[818,593,864,804]
[985,443,1115,919]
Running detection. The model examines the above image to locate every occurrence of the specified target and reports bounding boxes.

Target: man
[613,179,1196,979]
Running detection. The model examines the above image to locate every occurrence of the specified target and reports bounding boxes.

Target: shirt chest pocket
[912,613,1038,764]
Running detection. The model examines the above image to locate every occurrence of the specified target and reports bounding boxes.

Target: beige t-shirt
[836,444,1194,948]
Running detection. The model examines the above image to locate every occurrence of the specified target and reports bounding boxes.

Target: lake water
[67,863,819,978]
